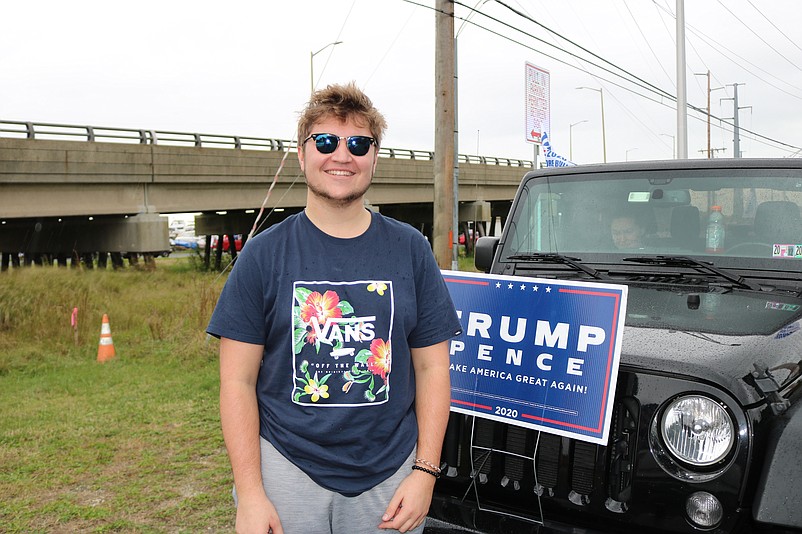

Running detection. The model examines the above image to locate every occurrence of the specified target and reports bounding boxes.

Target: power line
[405,0,802,155]
[365,4,418,87]
[651,1,802,100]
[623,0,675,91]
[717,0,802,74]
[473,0,802,153]
[746,0,802,54]
[488,0,676,101]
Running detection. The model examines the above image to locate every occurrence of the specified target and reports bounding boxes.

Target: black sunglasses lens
[347,136,373,156]
[311,134,373,156]
[314,134,338,154]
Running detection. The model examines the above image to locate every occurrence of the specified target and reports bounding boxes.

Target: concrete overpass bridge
[0,120,532,269]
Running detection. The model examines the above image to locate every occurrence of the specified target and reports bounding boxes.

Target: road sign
[525,62,550,145]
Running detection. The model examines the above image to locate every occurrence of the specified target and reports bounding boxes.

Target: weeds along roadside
[0,258,226,373]
[0,259,235,531]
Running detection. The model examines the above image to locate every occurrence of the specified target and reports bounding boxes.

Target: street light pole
[569,120,588,161]
[576,87,606,163]
[660,133,676,159]
[310,41,343,94]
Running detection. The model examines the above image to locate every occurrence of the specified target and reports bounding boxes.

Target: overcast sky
[3,0,802,164]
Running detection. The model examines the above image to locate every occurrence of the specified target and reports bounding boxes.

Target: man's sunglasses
[303,133,376,157]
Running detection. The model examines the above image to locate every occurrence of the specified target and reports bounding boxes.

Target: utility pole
[452,37,460,270]
[434,0,455,269]
[676,0,688,159]
[701,82,727,159]
[449,1,484,270]
[721,83,751,158]
[721,83,750,220]
[698,147,726,158]
[732,83,742,158]
[694,70,711,158]
[705,70,711,158]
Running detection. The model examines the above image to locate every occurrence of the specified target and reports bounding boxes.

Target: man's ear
[298,144,305,172]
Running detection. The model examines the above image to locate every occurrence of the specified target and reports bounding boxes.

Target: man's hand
[378,469,436,532]
[236,491,284,534]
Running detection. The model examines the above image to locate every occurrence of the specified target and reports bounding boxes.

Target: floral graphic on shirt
[293,288,354,354]
[367,282,387,296]
[342,338,391,402]
[366,338,391,379]
[293,360,331,403]
[292,281,392,405]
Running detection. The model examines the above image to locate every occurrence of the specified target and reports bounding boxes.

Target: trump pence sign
[442,270,627,444]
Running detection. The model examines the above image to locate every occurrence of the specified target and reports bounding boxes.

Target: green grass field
[0,253,478,532]
[0,259,233,533]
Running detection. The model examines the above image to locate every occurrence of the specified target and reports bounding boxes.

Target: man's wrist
[411,464,441,478]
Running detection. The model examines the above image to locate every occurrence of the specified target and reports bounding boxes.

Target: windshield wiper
[622,255,761,291]
[506,253,610,280]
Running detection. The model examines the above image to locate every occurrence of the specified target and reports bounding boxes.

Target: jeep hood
[618,284,802,406]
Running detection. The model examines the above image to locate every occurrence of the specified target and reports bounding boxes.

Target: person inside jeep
[610,214,646,249]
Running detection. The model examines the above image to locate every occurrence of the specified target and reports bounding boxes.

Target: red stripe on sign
[444,278,489,286]
[521,412,597,432]
[452,399,493,411]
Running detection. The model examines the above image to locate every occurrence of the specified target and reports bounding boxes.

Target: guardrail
[0,119,533,168]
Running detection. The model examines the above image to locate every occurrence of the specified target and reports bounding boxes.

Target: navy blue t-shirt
[207,210,462,495]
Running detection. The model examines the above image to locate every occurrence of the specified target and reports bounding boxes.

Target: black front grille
[504,425,528,485]
[439,383,641,523]
[470,419,604,499]
[570,441,598,495]
[534,432,560,489]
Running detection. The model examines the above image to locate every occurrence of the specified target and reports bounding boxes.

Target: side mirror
[474,236,500,273]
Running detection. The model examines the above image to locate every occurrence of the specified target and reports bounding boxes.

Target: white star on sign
[507,283,514,289]
[520,284,527,290]
[546,286,552,293]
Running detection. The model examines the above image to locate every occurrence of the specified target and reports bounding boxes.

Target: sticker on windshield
[772,244,802,258]
[627,192,650,202]
[765,301,801,312]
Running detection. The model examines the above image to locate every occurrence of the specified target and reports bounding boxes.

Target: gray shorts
[233,437,425,534]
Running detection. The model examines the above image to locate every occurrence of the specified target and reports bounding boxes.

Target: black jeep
[428,158,802,534]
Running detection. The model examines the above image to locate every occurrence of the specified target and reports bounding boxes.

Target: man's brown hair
[298,82,387,147]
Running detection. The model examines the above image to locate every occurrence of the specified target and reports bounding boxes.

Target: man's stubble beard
[305,173,374,208]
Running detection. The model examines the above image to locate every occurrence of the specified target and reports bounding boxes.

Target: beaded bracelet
[412,464,441,478]
[414,458,442,473]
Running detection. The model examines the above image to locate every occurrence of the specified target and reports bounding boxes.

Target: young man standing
[207,82,462,534]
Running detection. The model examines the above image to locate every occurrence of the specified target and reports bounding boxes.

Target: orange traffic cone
[97,314,116,362]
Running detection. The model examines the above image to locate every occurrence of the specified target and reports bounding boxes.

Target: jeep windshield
[499,160,802,292]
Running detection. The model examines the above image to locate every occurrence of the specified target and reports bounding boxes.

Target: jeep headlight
[661,395,734,466]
